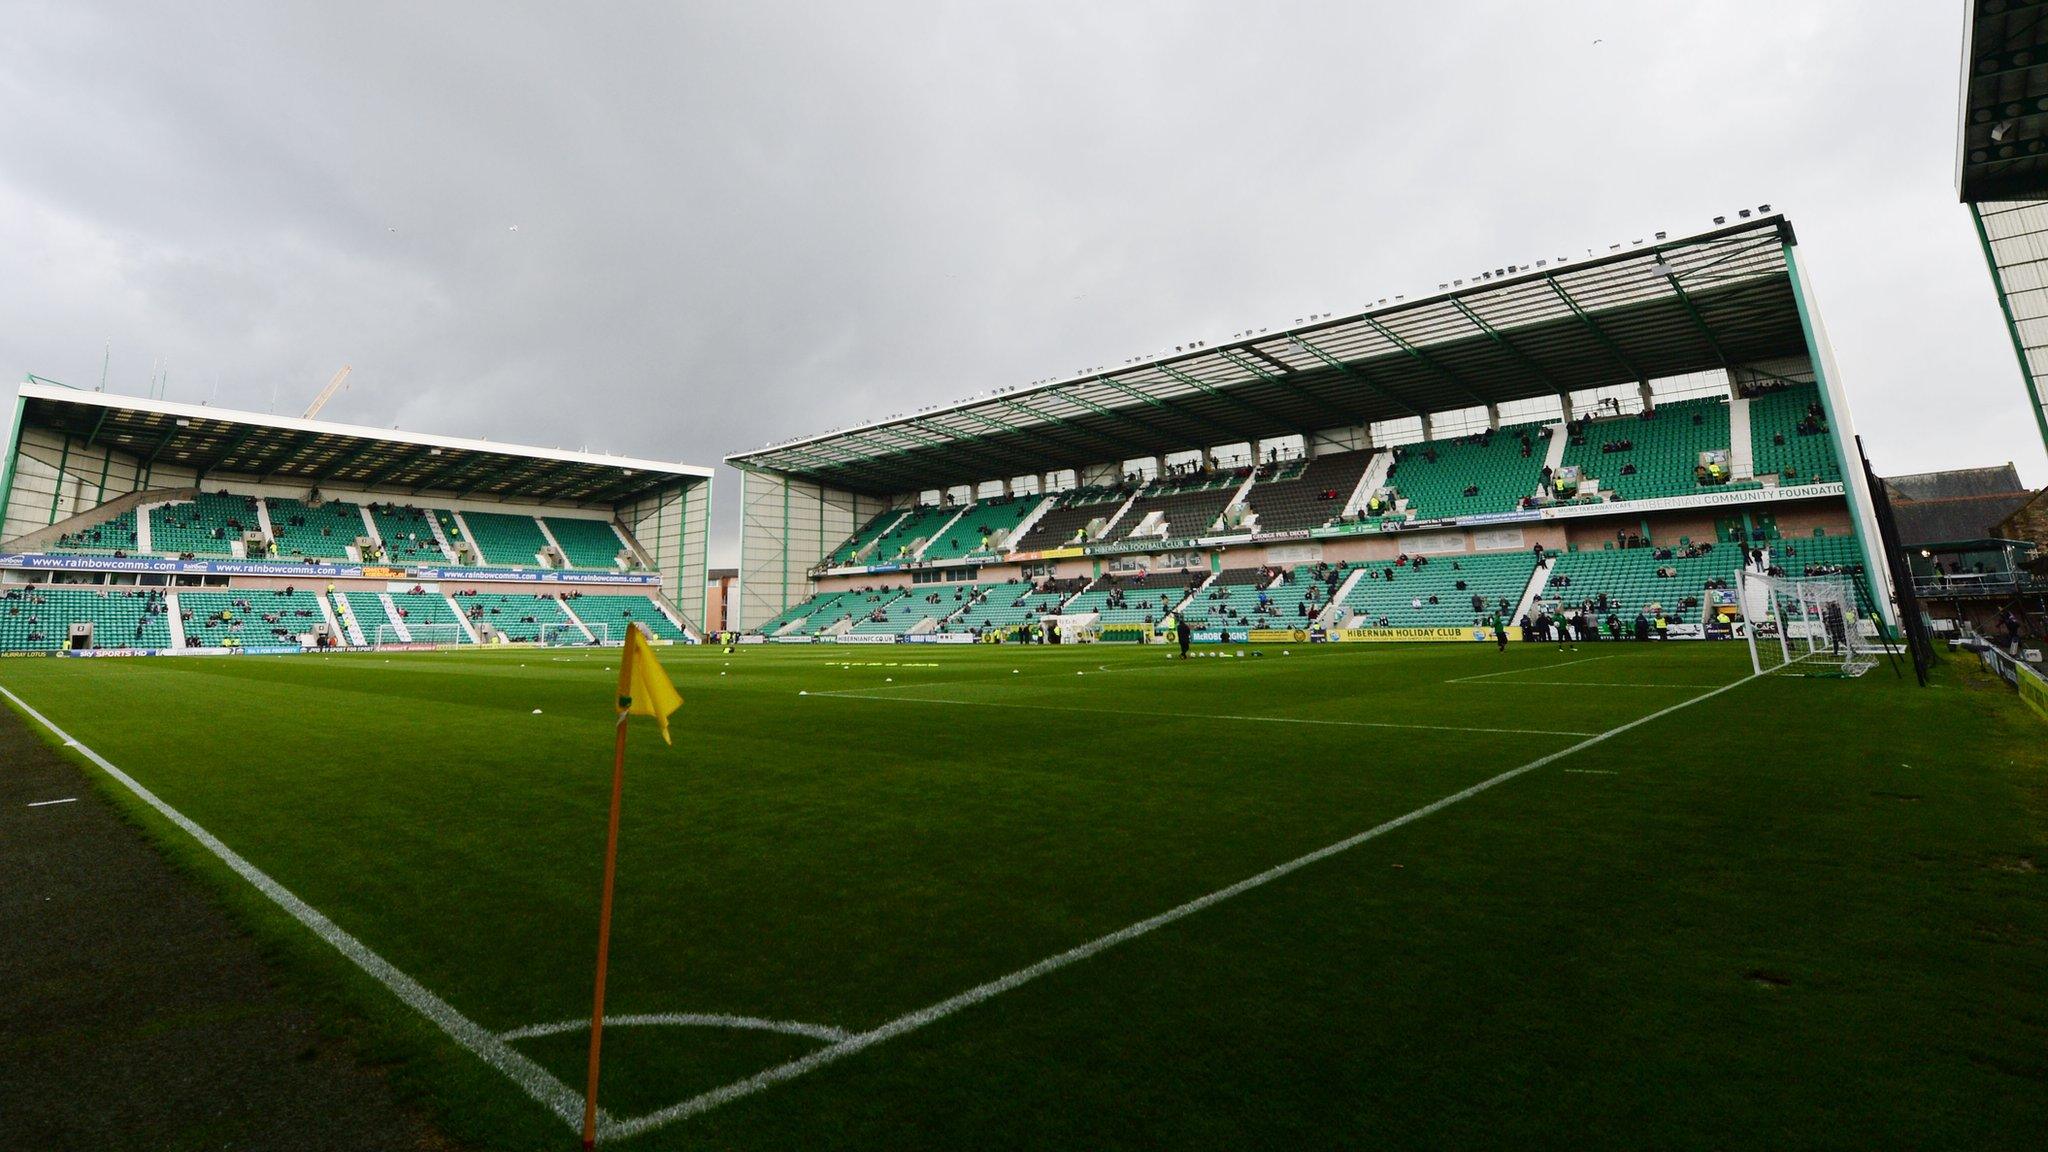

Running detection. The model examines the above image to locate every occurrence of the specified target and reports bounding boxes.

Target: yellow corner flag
[615,625,683,744]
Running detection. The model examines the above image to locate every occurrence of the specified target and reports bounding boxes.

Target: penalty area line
[1444,654,1615,683]
[0,685,596,1134]
[611,667,1770,1142]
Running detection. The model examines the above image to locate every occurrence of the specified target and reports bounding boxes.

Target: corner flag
[615,625,682,744]
[584,624,682,1147]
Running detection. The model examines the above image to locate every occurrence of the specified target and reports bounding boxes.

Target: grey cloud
[0,0,2036,568]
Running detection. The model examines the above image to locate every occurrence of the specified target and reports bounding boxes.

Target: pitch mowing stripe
[0,685,597,1133]
[803,690,1601,738]
[608,667,1769,1142]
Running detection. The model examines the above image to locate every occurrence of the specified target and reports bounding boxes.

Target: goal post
[543,621,610,646]
[1738,569,1875,678]
[373,623,467,647]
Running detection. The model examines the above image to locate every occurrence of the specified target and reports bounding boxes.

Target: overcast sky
[2,0,2037,566]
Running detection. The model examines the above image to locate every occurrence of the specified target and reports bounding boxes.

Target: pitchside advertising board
[0,552,659,585]
[1245,626,1521,643]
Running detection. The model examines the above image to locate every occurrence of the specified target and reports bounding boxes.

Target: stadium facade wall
[615,478,712,628]
[0,423,197,545]
[735,466,888,631]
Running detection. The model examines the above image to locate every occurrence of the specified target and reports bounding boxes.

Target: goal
[542,621,611,646]
[374,623,468,647]
[1737,569,1876,678]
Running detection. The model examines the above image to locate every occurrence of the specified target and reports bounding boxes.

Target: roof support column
[1641,382,1658,412]
[1486,405,1501,432]
[1081,462,1121,489]
[1308,423,1372,460]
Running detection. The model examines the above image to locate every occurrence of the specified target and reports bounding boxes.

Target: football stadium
[4,10,2048,1152]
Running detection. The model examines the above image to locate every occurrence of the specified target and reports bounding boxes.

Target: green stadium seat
[1748,383,1843,485]
[565,594,687,641]
[1384,422,1548,519]
[1562,397,1737,502]
[458,512,553,567]
[452,591,571,641]
[367,503,451,564]
[150,493,260,558]
[265,497,367,561]
[51,508,141,555]
[0,586,172,651]
[178,588,325,647]
[1341,550,1537,628]
[544,517,639,570]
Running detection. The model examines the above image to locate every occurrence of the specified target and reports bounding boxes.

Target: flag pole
[581,711,631,1148]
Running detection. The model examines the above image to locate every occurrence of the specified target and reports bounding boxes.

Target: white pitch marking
[1561,769,1618,775]
[27,797,78,807]
[610,667,1770,1141]
[1451,680,1719,689]
[804,691,1599,738]
[0,685,596,1132]
[500,1013,850,1045]
[1444,655,1614,683]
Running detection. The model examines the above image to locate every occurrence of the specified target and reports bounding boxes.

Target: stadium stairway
[378,590,475,643]
[426,509,460,562]
[1542,419,1569,475]
[552,599,598,642]
[461,511,555,568]
[1727,395,1755,480]
[532,518,568,567]
[825,508,912,567]
[328,590,367,645]
[1004,497,1058,553]
[254,497,277,542]
[1315,566,1370,628]
[340,591,399,643]
[1096,489,1143,537]
[1341,452,1394,518]
[910,504,975,561]
[1512,555,1555,625]
[164,594,187,648]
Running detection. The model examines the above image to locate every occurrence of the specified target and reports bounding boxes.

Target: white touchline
[0,685,595,1133]
[26,797,78,807]
[1451,680,1722,689]
[501,1013,850,1045]
[604,667,1772,1142]
[1444,655,1615,683]
[805,691,1600,738]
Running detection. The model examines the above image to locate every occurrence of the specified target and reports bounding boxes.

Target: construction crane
[302,365,353,419]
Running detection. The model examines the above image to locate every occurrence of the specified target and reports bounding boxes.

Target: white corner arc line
[606,668,1770,1142]
[1444,654,1615,683]
[501,1013,850,1045]
[0,685,595,1133]
[26,797,79,807]
[804,692,1598,738]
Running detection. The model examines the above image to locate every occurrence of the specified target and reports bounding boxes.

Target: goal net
[542,621,610,646]
[373,623,467,647]
[1738,570,1876,678]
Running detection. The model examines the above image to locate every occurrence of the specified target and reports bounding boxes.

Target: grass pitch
[3,640,2045,1149]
